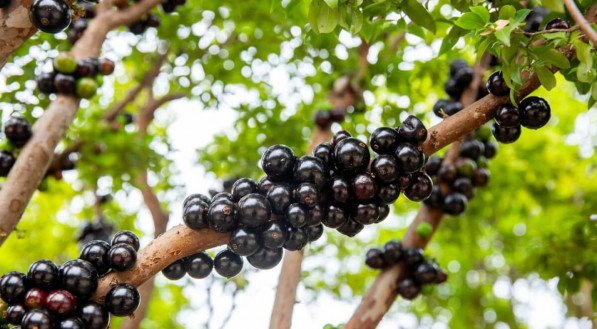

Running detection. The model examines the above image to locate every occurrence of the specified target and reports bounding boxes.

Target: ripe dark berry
[111,231,140,251]
[394,143,425,174]
[27,259,58,290]
[459,139,484,160]
[4,116,32,147]
[371,155,399,183]
[323,205,347,228]
[266,184,292,215]
[370,127,399,154]
[353,203,379,225]
[231,178,258,201]
[313,142,334,167]
[331,176,351,204]
[365,248,386,269]
[128,21,146,35]
[473,168,490,187]
[336,218,364,237]
[437,164,456,183]
[283,227,308,251]
[397,115,428,146]
[260,221,288,249]
[453,177,474,199]
[444,79,464,99]
[25,288,47,309]
[397,278,420,300]
[352,173,376,201]
[423,185,444,209]
[486,71,510,96]
[98,58,115,75]
[247,247,283,270]
[397,174,411,191]
[237,193,271,228]
[60,259,98,300]
[213,250,243,278]
[146,13,160,27]
[519,96,550,129]
[453,66,474,86]
[403,248,424,266]
[45,289,77,315]
[425,155,443,176]
[313,110,332,128]
[59,316,86,329]
[0,151,16,176]
[334,137,370,174]
[294,156,328,188]
[435,269,448,284]
[161,0,176,13]
[79,302,109,329]
[261,145,296,180]
[377,182,400,205]
[30,0,71,33]
[37,72,56,94]
[545,18,569,30]
[449,59,469,76]
[377,205,390,222]
[286,203,308,228]
[491,122,521,144]
[208,199,237,232]
[305,223,324,242]
[495,104,520,127]
[332,130,351,147]
[382,240,403,264]
[21,308,54,329]
[404,172,433,202]
[444,100,463,116]
[5,304,26,325]
[229,227,260,256]
[75,58,98,77]
[524,7,549,32]
[211,192,233,203]
[307,204,325,226]
[483,141,497,159]
[183,201,209,230]
[258,176,274,194]
[162,258,187,280]
[293,183,319,208]
[186,252,213,279]
[442,192,468,215]
[0,272,28,304]
[107,243,137,271]
[54,73,76,95]
[105,283,140,316]
[413,262,438,284]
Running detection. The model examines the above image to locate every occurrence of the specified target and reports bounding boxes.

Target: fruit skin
[261,145,296,180]
[333,137,370,174]
[453,177,474,199]
[183,201,209,230]
[186,252,213,279]
[211,192,233,203]
[246,247,283,270]
[332,130,351,147]
[307,205,325,226]
[60,259,99,300]
[413,262,438,284]
[376,205,390,223]
[305,223,324,242]
[75,57,99,77]
[485,71,510,96]
[260,221,288,249]
[519,96,551,129]
[59,316,86,329]
[323,205,347,228]
[30,0,72,33]
[21,308,54,329]
[313,142,334,167]
[472,168,490,187]
[313,110,332,128]
[27,259,59,290]
[336,218,364,237]
[0,151,16,176]
[0,272,28,304]
[545,18,569,30]
[213,250,243,278]
[111,231,140,251]
[231,178,258,201]
[365,248,386,269]
[105,283,140,316]
[286,203,308,228]
[293,156,329,189]
[442,192,468,215]
[330,176,351,204]
[293,182,319,208]
[370,127,399,154]
[107,243,137,271]
[377,183,399,205]
[237,193,271,228]
[371,155,399,183]
[283,227,308,251]
[162,258,187,280]
[394,143,425,174]
[403,248,424,266]
[4,116,32,147]
[352,173,376,202]
[397,278,420,300]
[257,177,274,194]
[404,172,433,202]
[53,53,77,74]
[483,141,498,159]
[491,122,521,144]
[208,199,237,233]
[25,288,47,309]
[382,240,403,264]
[415,222,433,238]
[266,184,292,215]
[459,139,484,160]
[45,289,77,315]
[397,115,427,146]
[423,185,444,209]
[79,302,109,329]
[5,304,27,325]
[495,104,520,127]
[228,227,260,256]
[425,155,443,176]
[352,203,379,225]
[37,72,56,94]
[433,99,462,117]
[54,73,76,95]
[76,77,98,99]
[98,58,115,75]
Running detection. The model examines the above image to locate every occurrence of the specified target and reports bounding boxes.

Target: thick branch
[0,0,36,69]
[137,93,185,133]
[564,0,597,47]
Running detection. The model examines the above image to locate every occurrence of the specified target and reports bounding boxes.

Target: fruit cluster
[178,118,433,278]
[424,129,496,216]
[66,2,96,44]
[0,231,141,328]
[0,116,33,177]
[365,240,447,300]
[485,71,552,143]
[313,108,346,129]
[36,53,114,99]
[432,60,488,118]
[524,6,570,33]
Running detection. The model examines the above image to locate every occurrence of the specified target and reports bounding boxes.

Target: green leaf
[439,26,466,55]
[499,5,516,20]
[542,0,564,12]
[513,9,532,25]
[539,49,571,69]
[535,66,557,90]
[323,0,338,9]
[469,6,490,24]
[309,0,339,33]
[592,81,597,100]
[402,0,436,33]
[495,28,511,46]
[455,12,486,30]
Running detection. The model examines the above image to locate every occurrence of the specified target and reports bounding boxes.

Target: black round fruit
[352,173,376,202]
[208,199,237,233]
[111,231,140,251]
[59,317,86,329]
[486,71,510,96]
[4,117,32,147]
[27,259,59,290]
[330,176,351,204]
[365,248,385,269]
[30,0,72,33]
[105,283,140,316]
[79,302,109,329]
[397,278,420,300]
[382,240,403,264]
[332,130,351,147]
[0,151,16,176]
[246,247,283,270]
[323,205,347,228]
[162,258,187,280]
[293,156,328,189]
[266,184,292,215]
[376,205,390,223]
[545,18,569,30]
[403,247,424,266]
[186,252,213,279]
[183,193,211,208]
[370,127,399,154]
[404,172,433,202]
[397,115,427,146]
[261,145,296,180]
[423,185,444,209]
[211,192,233,203]
[491,122,521,144]
[107,243,137,271]
[377,182,400,205]
[334,137,370,174]
[21,308,54,329]
[228,227,260,256]
[54,73,76,94]
[459,140,484,160]
[453,177,474,199]
[425,155,443,176]
[237,193,271,228]
[60,259,98,300]
[231,178,258,201]
[307,205,325,226]
[213,250,243,278]
[260,221,288,249]
[336,218,364,237]
[353,203,379,225]
[37,72,56,94]
[442,192,468,215]
[5,304,27,325]
[394,143,425,174]
[519,96,550,129]
[413,262,438,284]
[183,201,209,230]
[313,142,333,167]
[286,203,308,228]
[283,227,308,251]
[495,104,520,127]
[305,223,324,242]
[79,240,111,276]
[0,272,28,304]
[293,182,319,208]
[483,141,498,158]
[371,155,399,183]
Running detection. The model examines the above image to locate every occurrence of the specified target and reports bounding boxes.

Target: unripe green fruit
[416,222,433,238]
[476,125,492,141]
[53,53,77,74]
[76,77,98,99]
[456,158,478,178]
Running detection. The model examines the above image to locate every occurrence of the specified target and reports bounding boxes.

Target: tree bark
[0,0,36,69]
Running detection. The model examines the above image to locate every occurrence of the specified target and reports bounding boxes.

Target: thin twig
[564,0,597,47]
